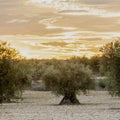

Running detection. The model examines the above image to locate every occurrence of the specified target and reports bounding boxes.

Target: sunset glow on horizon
[0,0,120,59]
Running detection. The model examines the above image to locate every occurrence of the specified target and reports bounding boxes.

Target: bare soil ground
[0,91,120,120]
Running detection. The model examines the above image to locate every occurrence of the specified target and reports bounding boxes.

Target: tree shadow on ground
[45,102,107,106]
[109,108,120,110]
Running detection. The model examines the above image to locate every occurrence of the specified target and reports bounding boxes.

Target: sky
[0,0,120,59]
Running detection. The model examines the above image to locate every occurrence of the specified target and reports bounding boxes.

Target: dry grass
[0,91,120,120]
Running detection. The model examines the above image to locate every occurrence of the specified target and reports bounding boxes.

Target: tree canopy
[100,40,120,96]
[42,61,94,104]
[0,41,30,103]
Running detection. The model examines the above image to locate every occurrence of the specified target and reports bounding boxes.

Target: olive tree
[42,62,94,105]
[0,41,30,103]
[100,40,120,96]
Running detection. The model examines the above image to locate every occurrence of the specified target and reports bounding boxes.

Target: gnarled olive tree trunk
[59,92,80,105]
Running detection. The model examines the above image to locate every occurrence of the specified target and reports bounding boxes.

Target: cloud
[7,19,29,23]
[0,0,120,35]
[0,33,119,59]
[46,25,77,30]
[42,41,68,47]
[74,0,114,5]
[0,0,120,58]
[28,0,120,18]
[59,8,120,18]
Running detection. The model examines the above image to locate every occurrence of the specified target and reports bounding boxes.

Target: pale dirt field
[0,91,120,120]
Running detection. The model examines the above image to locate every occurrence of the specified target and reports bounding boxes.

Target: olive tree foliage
[0,41,30,103]
[69,56,89,65]
[89,56,100,74]
[100,40,120,96]
[32,59,64,81]
[32,62,49,81]
[69,56,100,74]
[42,62,94,105]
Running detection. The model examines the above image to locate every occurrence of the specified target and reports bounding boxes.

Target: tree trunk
[0,96,11,103]
[59,92,80,105]
[0,96,3,103]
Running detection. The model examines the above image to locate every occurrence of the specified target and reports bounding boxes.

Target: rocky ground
[0,91,120,120]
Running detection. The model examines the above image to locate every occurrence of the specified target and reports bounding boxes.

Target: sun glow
[18,49,31,58]
[0,33,116,59]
